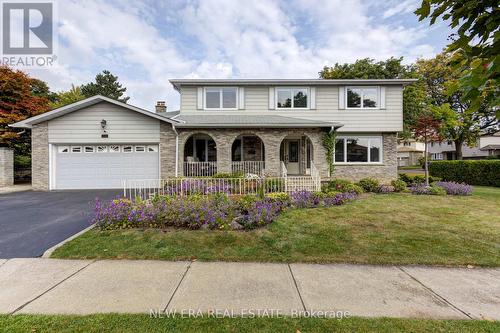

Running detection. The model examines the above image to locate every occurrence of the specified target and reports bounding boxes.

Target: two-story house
[427,133,500,161]
[11,79,415,190]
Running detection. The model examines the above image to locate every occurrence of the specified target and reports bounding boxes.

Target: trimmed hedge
[429,160,500,187]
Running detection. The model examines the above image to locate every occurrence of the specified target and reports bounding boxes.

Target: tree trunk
[424,140,429,186]
[454,139,464,160]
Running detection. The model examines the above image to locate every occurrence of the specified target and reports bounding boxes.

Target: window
[71,146,82,153]
[334,137,382,163]
[276,88,308,109]
[346,87,378,108]
[204,87,237,109]
[135,145,145,152]
[97,146,107,153]
[147,145,158,152]
[403,142,411,146]
[58,146,69,153]
[432,153,443,160]
[84,146,95,153]
[109,145,120,153]
[123,146,132,153]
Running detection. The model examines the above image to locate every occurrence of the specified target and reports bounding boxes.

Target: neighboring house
[428,133,500,160]
[397,139,425,166]
[11,79,415,190]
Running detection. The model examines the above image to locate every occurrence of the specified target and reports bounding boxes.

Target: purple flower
[435,181,472,196]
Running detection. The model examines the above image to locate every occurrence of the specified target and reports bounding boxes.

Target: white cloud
[23,0,446,110]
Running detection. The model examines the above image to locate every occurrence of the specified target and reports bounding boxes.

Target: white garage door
[54,144,159,189]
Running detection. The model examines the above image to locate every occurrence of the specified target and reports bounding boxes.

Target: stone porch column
[261,130,282,177]
[0,147,14,187]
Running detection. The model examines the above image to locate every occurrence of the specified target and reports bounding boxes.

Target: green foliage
[357,178,380,192]
[399,173,441,185]
[322,131,336,175]
[14,154,30,168]
[429,186,447,196]
[81,70,130,103]
[415,0,499,111]
[323,179,364,195]
[429,160,500,187]
[51,85,86,109]
[212,172,244,179]
[391,179,407,192]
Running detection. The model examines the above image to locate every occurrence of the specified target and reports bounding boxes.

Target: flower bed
[92,190,359,231]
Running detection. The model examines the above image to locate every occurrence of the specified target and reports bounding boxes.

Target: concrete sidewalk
[0,258,498,320]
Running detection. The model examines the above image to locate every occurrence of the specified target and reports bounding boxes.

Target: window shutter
[310,87,316,109]
[379,86,386,109]
[238,87,245,109]
[338,86,345,109]
[268,87,275,110]
[197,87,203,109]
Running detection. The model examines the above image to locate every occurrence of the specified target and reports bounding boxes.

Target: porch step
[286,176,319,192]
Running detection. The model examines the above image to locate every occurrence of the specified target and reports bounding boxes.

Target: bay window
[346,87,378,109]
[334,137,382,163]
[204,87,237,109]
[276,88,308,109]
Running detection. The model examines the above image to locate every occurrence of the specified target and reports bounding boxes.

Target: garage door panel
[55,145,159,189]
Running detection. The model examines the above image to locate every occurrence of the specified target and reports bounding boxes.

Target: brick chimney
[155,101,167,113]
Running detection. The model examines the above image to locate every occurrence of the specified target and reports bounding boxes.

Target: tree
[412,113,443,185]
[81,70,130,103]
[51,85,86,109]
[30,78,57,102]
[0,65,51,145]
[416,52,498,159]
[415,0,499,114]
[319,57,426,136]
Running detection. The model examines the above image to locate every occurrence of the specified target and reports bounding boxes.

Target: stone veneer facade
[332,133,398,182]
[32,122,49,190]
[177,128,331,178]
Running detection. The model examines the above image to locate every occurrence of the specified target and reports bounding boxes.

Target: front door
[286,140,300,174]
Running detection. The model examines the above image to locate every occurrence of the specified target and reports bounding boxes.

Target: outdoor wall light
[100,119,107,132]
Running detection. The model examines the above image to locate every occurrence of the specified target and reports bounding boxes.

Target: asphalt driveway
[0,190,121,258]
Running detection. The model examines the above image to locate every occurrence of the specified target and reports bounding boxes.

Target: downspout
[172,124,179,177]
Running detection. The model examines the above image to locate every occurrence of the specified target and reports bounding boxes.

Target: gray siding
[48,102,160,143]
[179,85,403,132]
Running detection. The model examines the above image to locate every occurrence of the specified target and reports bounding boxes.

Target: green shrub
[429,160,500,187]
[357,177,380,192]
[323,179,364,194]
[14,154,31,168]
[429,186,447,196]
[391,179,407,192]
[398,173,441,184]
[213,172,244,179]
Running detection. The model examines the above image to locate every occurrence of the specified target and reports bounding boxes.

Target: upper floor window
[276,88,308,109]
[204,87,237,109]
[346,87,378,109]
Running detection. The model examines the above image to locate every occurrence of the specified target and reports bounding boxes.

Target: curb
[42,224,95,258]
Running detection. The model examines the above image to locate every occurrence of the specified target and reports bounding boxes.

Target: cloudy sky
[27,0,452,110]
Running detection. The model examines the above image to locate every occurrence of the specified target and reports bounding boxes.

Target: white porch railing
[231,161,265,175]
[123,177,286,200]
[183,162,217,177]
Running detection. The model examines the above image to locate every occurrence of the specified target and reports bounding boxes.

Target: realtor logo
[1,1,56,67]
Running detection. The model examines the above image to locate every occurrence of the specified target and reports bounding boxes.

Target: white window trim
[334,136,384,164]
[135,145,146,152]
[122,146,133,153]
[109,145,120,153]
[57,146,69,153]
[203,87,239,110]
[275,87,310,110]
[345,86,379,110]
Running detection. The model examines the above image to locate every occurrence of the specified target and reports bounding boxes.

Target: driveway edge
[42,224,95,258]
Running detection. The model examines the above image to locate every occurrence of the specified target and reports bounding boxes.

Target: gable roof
[172,114,342,129]
[10,95,179,128]
[169,78,418,90]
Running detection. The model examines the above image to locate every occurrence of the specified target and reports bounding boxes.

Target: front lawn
[52,186,500,266]
[1,314,499,333]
